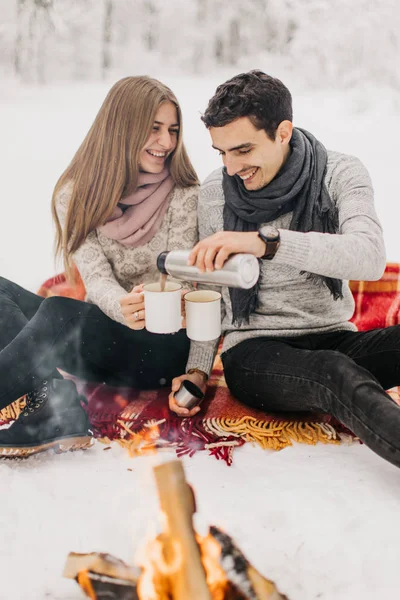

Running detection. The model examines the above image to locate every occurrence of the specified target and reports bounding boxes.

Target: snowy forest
[0,0,399,89]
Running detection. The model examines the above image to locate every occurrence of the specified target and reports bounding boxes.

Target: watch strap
[258,228,280,260]
[262,239,280,260]
[187,368,208,382]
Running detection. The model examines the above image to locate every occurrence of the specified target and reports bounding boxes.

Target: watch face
[260,226,279,241]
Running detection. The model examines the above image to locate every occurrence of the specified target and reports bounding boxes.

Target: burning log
[150,460,212,599]
[200,526,287,600]
[63,552,140,599]
[64,460,288,599]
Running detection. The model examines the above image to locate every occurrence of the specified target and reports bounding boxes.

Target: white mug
[143,281,182,334]
[184,290,222,341]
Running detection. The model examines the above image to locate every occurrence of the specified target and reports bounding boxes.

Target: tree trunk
[143,0,157,52]
[28,4,38,83]
[102,0,113,78]
[228,18,240,65]
[14,0,27,77]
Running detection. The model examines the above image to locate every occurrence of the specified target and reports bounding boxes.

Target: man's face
[210,117,291,190]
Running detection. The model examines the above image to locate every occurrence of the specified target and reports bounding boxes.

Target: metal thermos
[157,249,260,289]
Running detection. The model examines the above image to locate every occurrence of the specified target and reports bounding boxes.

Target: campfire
[64,460,288,599]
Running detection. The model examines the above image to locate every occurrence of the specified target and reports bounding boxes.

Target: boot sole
[0,435,94,458]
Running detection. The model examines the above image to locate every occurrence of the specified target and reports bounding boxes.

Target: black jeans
[222,327,400,468]
[0,277,190,411]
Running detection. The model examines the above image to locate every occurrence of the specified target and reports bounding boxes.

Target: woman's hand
[168,372,208,417]
[120,284,146,330]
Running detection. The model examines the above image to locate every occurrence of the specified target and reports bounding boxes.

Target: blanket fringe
[1,400,347,465]
[0,397,26,425]
[96,414,344,466]
[203,416,341,450]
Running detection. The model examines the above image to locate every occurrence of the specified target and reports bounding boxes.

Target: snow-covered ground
[1,76,400,599]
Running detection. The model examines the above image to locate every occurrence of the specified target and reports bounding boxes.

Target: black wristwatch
[258,226,280,260]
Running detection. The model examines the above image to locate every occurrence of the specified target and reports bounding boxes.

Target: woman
[0,76,199,457]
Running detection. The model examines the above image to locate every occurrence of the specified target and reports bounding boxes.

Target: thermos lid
[239,254,260,286]
[175,379,205,409]
[157,251,169,274]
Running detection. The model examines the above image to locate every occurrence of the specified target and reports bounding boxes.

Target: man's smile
[238,167,258,182]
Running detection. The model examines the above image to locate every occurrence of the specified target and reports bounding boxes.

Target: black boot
[0,378,93,457]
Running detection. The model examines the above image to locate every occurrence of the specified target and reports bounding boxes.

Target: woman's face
[139,102,179,173]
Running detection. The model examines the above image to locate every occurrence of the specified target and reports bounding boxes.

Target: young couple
[1,72,400,470]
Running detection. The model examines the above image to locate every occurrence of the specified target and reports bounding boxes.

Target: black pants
[222,327,400,468]
[0,277,190,411]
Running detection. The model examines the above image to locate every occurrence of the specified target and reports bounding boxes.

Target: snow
[1,76,400,600]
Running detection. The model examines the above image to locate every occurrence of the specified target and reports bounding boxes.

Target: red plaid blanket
[349,264,400,329]
[1,264,399,465]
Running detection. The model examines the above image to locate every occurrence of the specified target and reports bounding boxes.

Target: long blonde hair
[51,76,198,278]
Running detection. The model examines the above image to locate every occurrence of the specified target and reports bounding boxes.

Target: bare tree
[2,0,399,89]
[143,0,158,52]
[14,0,27,76]
[102,0,113,78]
[227,17,240,65]
[15,0,55,83]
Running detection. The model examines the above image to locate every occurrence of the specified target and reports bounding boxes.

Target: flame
[198,534,229,600]
[74,533,233,600]
[114,393,129,410]
[116,419,168,457]
[74,522,233,599]
[137,532,228,599]
[137,535,178,600]
[77,570,96,599]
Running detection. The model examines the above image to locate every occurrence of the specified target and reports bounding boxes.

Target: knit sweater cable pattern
[186,151,386,376]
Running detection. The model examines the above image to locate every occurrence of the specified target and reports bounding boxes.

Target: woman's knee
[40,295,67,309]
[38,295,89,320]
[38,295,67,318]
[0,276,17,296]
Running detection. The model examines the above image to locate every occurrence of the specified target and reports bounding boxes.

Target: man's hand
[188,231,266,272]
[120,284,146,330]
[169,372,208,417]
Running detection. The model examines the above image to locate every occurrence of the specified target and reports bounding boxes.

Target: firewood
[205,526,288,600]
[64,551,139,582]
[63,461,288,599]
[153,460,212,600]
[63,552,140,599]
[76,571,139,600]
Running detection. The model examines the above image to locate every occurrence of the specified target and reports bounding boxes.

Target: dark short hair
[202,70,293,140]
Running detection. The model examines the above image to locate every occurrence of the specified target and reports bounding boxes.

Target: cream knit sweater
[56,183,199,324]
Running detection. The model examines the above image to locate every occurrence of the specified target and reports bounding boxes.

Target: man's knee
[313,349,361,385]
[385,325,400,349]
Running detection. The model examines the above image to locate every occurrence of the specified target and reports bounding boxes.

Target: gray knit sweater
[186,151,386,376]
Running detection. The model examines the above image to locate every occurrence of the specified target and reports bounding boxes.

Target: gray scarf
[223,127,342,326]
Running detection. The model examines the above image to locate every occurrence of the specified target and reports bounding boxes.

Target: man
[168,70,400,468]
